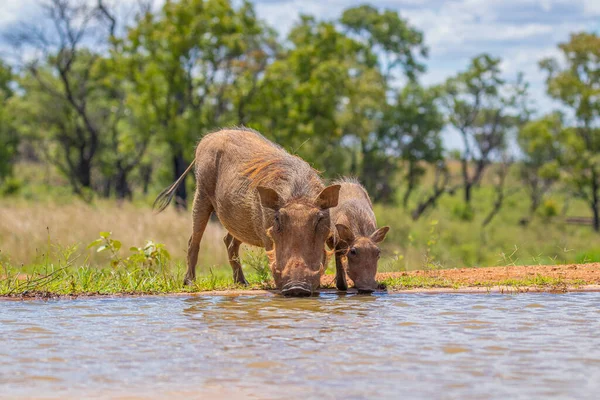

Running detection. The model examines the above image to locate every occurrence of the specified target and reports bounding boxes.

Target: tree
[0,61,18,184]
[339,5,428,199]
[517,113,562,217]
[6,0,150,199]
[441,54,529,206]
[379,83,444,206]
[10,0,102,194]
[540,32,600,232]
[411,161,450,220]
[94,2,153,200]
[242,15,380,179]
[340,4,427,82]
[124,0,271,208]
[6,1,112,197]
[481,154,515,227]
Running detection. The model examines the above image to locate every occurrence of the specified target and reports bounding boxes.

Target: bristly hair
[202,125,283,150]
[242,155,288,187]
[242,152,323,204]
[332,176,363,187]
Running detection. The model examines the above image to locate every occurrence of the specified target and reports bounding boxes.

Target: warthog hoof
[183,277,195,286]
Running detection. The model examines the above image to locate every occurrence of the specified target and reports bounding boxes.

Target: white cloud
[1,0,597,118]
[582,0,600,14]
[0,0,38,26]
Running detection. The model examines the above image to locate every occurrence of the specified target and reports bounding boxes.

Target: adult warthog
[154,128,340,296]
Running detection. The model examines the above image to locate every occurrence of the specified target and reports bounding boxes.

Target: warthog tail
[153,160,196,213]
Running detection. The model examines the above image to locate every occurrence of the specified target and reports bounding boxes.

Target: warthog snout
[279,258,321,296]
[355,279,378,294]
[281,281,313,297]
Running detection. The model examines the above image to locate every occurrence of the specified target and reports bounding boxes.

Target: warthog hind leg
[223,233,248,285]
[184,189,214,286]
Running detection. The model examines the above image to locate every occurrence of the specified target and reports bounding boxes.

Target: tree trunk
[115,168,132,200]
[530,194,540,216]
[102,178,112,198]
[482,190,504,227]
[464,181,472,205]
[140,164,152,195]
[402,184,413,208]
[461,157,472,205]
[411,188,444,220]
[360,139,395,203]
[592,170,599,232]
[411,167,449,220]
[76,157,92,189]
[592,203,599,233]
[173,151,188,209]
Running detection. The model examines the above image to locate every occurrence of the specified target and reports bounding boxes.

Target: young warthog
[154,128,340,296]
[328,178,389,293]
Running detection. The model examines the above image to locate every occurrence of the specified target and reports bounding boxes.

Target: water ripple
[1,293,600,399]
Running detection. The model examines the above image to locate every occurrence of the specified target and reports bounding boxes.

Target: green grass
[2,256,594,298]
[381,273,588,293]
[0,235,278,297]
[0,260,277,298]
[375,182,600,270]
[380,275,459,290]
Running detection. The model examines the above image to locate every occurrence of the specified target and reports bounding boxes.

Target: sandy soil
[393,262,600,284]
[321,263,600,291]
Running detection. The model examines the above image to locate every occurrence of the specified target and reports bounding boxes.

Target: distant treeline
[0,0,598,231]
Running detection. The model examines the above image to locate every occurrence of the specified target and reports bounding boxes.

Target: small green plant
[128,241,171,267]
[87,232,170,269]
[242,249,271,285]
[87,232,122,267]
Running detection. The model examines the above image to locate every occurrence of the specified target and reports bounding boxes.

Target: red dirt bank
[322,263,600,288]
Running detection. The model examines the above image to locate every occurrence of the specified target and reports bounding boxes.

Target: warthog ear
[316,184,341,210]
[326,234,335,250]
[336,224,355,245]
[370,226,390,243]
[257,186,281,210]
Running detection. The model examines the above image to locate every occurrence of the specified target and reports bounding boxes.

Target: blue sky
[250,0,599,112]
[1,0,599,147]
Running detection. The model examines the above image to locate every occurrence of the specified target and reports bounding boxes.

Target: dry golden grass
[0,199,229,268]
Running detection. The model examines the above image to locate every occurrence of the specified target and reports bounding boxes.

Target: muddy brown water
[2,293,600,399]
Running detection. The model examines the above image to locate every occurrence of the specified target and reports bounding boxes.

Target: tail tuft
[153,183,177,213]
[153,159,196,213]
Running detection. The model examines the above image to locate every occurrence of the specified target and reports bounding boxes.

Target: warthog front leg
[223,233,248,285]
[185,189,214,286]
[334,246,348,291]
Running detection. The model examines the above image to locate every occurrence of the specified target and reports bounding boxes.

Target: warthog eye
[315,212,326,232]
[349,247,358,256]
[274,213,282,232]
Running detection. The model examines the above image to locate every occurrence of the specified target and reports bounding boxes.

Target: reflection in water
[2,293,600,399]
